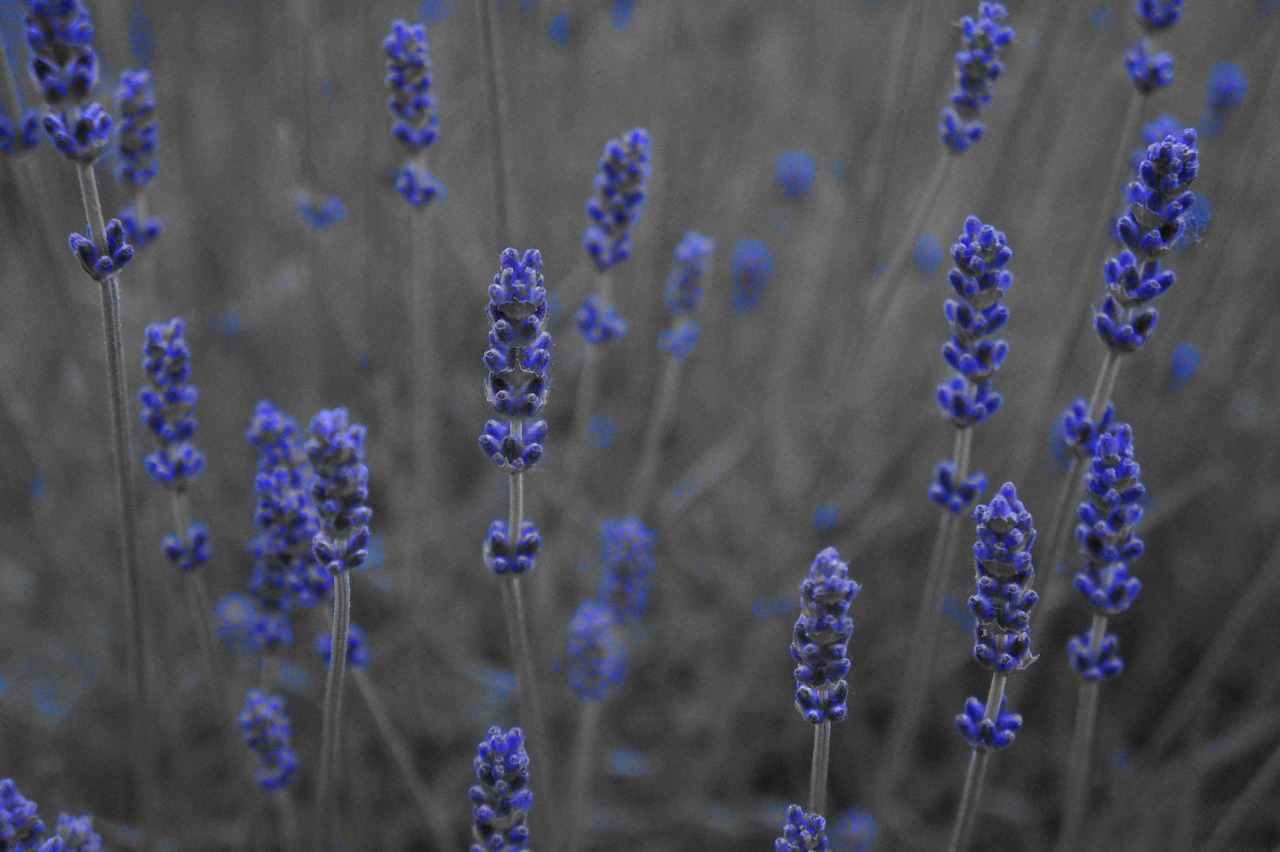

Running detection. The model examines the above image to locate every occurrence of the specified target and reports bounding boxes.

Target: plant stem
[566,272,614,484]
[879,425,971,800]
[1201,734,1280,852]
[475,0,516,244]
[315,570,352,845]
[568,700,602,852]
[866,153,953,318]
[168,489,221,686]
[631,354,682,515]
[1057,614,1107,852]
[808,714,832,818]
[948,672,1005,852]
[352,669,453,850]
[409,203,438,561]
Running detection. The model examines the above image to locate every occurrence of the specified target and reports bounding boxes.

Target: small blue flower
[955,694,1023,750]
[657,317,699,360]
[830,807,877,852]
[730,238,772,314]
[469,726,533,850]
[610,0,636,30]
[314,622,369,671]
[774,151,817,198]
[913,234,943,276]
[1206,62,1247,111]
[127,4,154,67]
[599,517,656,625]
[1135,0,1182,30]
[664,231,715,314]
[25,0,99,106]
[1168,342,1200,390]
[1130,114,1182,173]
[384,19,438,151]
[791,547,861,725]
[1067,628,1124,681]
[482,519,541,575]
[1059,398,1116,459]
[296,193,346,231]
[775,804,828,852]
[583,127,651,271]
[575,294,627,344]
[928,460,987,514]
[812,503,838,534]
[566,600,627,702]
[1124,39,1173,94]
[1,778,45,851]
[115,69,157,186]
[53,812,102,852]
[0,109,42,155]
[215,592,263,655]
[68,216,133,280]
[969,482,1038,674]
[117,204,162,251]
[547,12,568,48]
[939,2,1015,153]
[239,689,299,791]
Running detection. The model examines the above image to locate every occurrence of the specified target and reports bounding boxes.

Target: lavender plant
[469,726,533,852]
[114,69,161,253]
[306,407,372,831]
[239,688,300,792]
[0,780,102,852]
[1058,423,1146,849]
[729,238,772,315]
[775,804,829,852]
[948,482,1037,852]
[791,547,860,817]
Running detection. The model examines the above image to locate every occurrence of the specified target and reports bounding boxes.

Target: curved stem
[1057,614,1108,852]
[948,673,1005,852]
[808,716,832,818]
[315,570,352,844]
[879,426,971,800]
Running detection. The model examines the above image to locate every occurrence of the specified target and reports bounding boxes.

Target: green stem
[879,425,971,801]
[1057,613,1108,852]
[315,570,352,845]
[808,715,832,817]
[353,669,453,850]
[948,673,1005,852]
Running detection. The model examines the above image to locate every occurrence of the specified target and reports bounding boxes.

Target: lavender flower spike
[384,19,442,206]
[115,69,157,186]
[583,127,651,271]
[468,726,533,851]
[239,689,300,791]
[566,600,627,702]
[791,547,861,725]
[775,804,829,852]
[25,0,113,163]
[664,231,715,315]
[306,408,372,576]
[939,2,1015,154]
[1,778,45,850]
[598,517,657,626]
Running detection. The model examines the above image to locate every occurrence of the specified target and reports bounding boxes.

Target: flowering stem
[1057,614,1108,852]
[568,700,602,852]
[167,489,220,684]
[314,570,352,844]
[475,0,516,242]
[567,272,614,482]
[409,205,439,560]
[352,669,453,850]
[631,355,683,514]
[948,672,1005,852]
[808,714,832,818]
[880,425,971,800]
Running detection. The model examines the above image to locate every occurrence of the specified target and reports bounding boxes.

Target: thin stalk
[879,425,971,799]
[274,792,298,852]
[75,160,151,841]
[566,272,614,484]
[948,672,1005,852]
[631,355,683,515]
[353,669,453,850]
[168,489,220,685]
[866,153,953,318]
[409,203,438,560]
[568,700,603,852]
[1057,613,1108,852]
[475,0,516,243]
[1201,734,1280,852]
[808,715,832,817]
[314,570,352,844]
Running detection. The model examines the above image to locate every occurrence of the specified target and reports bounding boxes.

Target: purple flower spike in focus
[775,804,829,852]
[583,127,651,271]
[139,319,204,489]
[1096,129,1198,353]
[25,0,114,164]
[968,482,1038,674]
[955,694,1023,750]
[306,408,372,577]
[566,600,627,702]
[939,2,1015,153]
[468,726,532,851]
[239,689,299,792]
[68,217,133,280]
[791,547,861,726]
[482,518,541,575]
[479,248,551,473]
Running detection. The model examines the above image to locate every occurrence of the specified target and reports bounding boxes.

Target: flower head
[730,238,772,314]
[657,317,700,361]
[566,600,627,702]
[115,69,157,186]
[468,727,532,852]
[939,2,1015,153]
[968,482,1037,673]
[955,694,1023,750]
[1,778,45,851]
[67,216,133,279]
[1124,39,1173,94]
[52,813,101,852]
[774,151,817,198]
[928,460,987,515]
[775,805,829,852]
[384,19,443,206]
[791,547,861,725]
[306,408,372,575]
[664,231,715,315]
[0,109,43,155]
[239,689,299,791]
[575,294,627,344]
[1136,0,1182,30]
[139,319,203,488]
[1060,399,1116,460]
[25,0,98,106]
[598,517,657,625]
[1072,423,1145,628]
[583,127,651,271]
[315,622,370,671]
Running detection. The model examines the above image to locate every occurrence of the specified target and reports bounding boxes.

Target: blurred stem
[315,570,352,845]
[476,0,516,243]
[568,700,602,852]
[879,425,971,801]
[948,673,1005,852]
[1201,734,1280,852]
[808,715,831,818]
[75,159,152,842]
[352,669,453,850]
[409,204,438,560]
[566,272,613,485]
[867,153,953,317]
[168,489,220,687]
[631,354,683,515]
[274,792,297,852]
[1057,613,1108,852]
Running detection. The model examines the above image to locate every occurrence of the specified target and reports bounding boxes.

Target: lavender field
[2,1,1279,849]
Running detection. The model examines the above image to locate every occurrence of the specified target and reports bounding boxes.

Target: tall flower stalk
[883,216,1013,800]
[948,482,1037,852]
[1038,129,1197,621]
[568,128,650,478]
[1057,424,1145,851]
[306,408,372,840]
[384,19,443,564]
[791,547,860,817]
[479,247,555,841]
[138,318,218,684]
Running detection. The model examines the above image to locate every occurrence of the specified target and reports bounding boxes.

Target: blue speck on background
[128,4,156,67]
[774,151,817,198]
[548,12,569,48]
[1169,342,1201,391]
[277,662,313,696]
[611,0,636,30]
[1110,747,1133,771]
[609,748,650,776]
[1177,193,1211,250]
[874,261,887,278]
[831,160,844,181]
[588,413,616,449]
[751,596,795,619]
[913,234,943,276]
[813,503,838,533]
[419,0,456,21]
[297,193,346,231]
[831,807,878,851]
[358,351,372,370]
[210,311,242,339]
[940,594,976,633]
[321,77,335,102]
[1090,6,1111,28]
[1048,411,1070,470]
[30,474,45,502]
